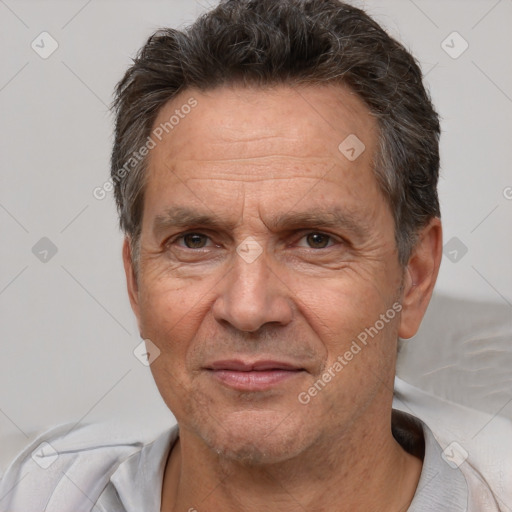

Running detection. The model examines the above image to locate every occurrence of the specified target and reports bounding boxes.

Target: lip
[207,359,302,371]
[205,360,305,391]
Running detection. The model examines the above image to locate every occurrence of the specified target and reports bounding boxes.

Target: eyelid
[292,230,341,248]
[167,231,216,248]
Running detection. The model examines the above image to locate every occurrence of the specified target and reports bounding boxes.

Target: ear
[122,237,141,330]
[398,217,442,339]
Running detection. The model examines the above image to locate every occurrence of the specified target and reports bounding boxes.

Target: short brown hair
[111,0,441,268]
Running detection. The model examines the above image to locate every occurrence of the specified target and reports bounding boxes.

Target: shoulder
[457,461,505,511]
[394,378,512,510]
[0,421,169,512]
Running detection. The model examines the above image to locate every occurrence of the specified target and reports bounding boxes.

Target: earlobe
[398,218,442,339]
[122,237,140,321]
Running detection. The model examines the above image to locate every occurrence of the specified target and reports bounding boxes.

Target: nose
[212,246,293,333]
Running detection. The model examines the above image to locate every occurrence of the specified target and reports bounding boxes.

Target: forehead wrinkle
[239,181,246,227]
[184,177,321,184]
[210,133,302,144]
[164,155,337,166]
[165,158,357,185]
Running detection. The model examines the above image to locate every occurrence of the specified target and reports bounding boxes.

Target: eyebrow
[153,207,238,238]
[152,206,368,239]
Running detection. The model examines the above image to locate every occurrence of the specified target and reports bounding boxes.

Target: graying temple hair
[111,0,441,271]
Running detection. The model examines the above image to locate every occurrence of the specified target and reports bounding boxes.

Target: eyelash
[166,231,340,250]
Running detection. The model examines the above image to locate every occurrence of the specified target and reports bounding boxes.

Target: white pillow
[397,293,512,420]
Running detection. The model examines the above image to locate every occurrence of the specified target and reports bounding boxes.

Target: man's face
[126,84,407,464]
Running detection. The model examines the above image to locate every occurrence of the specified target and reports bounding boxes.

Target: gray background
[1,0,511,471]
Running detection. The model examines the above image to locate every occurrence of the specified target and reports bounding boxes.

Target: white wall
[1,0,511,470]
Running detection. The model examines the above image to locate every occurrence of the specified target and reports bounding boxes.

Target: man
[0,0,504,510]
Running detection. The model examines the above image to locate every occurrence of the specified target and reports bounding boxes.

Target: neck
[161,409,423,512]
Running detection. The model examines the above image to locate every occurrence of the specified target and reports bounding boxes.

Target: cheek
[137,280,209,414]
[293,267,401,377]
[137,277,207,357]
[298,270,395,335]
[298,284,399,422]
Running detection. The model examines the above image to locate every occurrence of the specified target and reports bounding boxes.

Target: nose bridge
[233,243,270,303]
[213,244,293,332]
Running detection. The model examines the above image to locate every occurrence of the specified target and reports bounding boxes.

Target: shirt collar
[110,425,179,512]
[395,410,469,511]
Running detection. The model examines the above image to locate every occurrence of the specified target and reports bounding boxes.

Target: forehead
[147,83,378,180]
[142,83,386,234]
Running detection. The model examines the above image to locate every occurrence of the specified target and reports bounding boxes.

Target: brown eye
[182,233,209,248]
[305,233,332,249]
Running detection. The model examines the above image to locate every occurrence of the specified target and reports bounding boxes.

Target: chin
[197,409,314,465]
